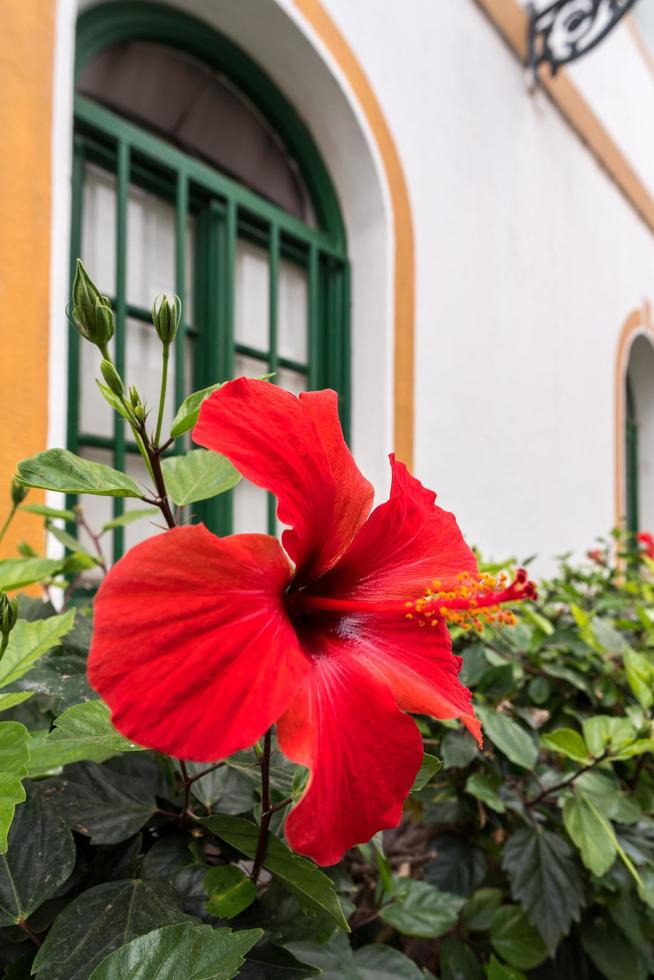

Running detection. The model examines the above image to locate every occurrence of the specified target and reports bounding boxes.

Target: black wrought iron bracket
[527,0,639,87]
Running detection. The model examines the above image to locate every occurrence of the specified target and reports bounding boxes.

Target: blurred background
[2,0,654,573]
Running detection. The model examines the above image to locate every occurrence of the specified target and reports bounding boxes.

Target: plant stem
[134,421,176,530]
[526,751,608,807]
[0,504,18,546]
[76,508,107,573]
[186,761,226,787]
[251,729,272,883]
[17,918,42,948]
[180,759,192,814]
[154,343,170,449]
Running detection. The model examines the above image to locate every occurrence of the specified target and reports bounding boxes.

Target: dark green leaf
[241,942,322,979]
[424,835,487,897]
[562,794,616,877]
[0,786,75,926]
[379,877,464,938]
[462,888,503,931]
[31,879,189,980]
[582,916,650,980]
[501,826,585,953]
[354,943,424,979]
[27,700,142,776]
[41,761,156,844]
[0,722,30,852]
[465,773,506,813]
[439,936,484,980]
[476,706,538,769]
[202,815,349,931]
[16,449,142,497]
[489,906,548,969]
[87,922,262,980]
[441,730,479,769]
[204,865,256,918]
[287,934,358,980]
[0,558,62,594]
[411,752,442,791]
[161,450,240,506]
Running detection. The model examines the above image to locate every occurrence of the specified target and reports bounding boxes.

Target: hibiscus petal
[88,525,308,761]
[335,612,482,745]
[193,379,374,582]
[277,644,423,866]
[316,455,477,603]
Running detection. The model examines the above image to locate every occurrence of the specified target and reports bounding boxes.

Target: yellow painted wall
[0,0,54,562]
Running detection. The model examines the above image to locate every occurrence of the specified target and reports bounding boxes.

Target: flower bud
[10,478,28,506]
[152,294,181,345]
[128,385,140,409]
[0,593,18,638]
[133,403,146,423]
[100,359,124,397]
[71,259,115,349]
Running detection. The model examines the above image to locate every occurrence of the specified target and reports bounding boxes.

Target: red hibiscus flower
[638,532,654,559]
[88,379,534,866]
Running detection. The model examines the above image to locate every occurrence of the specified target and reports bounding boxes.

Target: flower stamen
[405,569,536,632]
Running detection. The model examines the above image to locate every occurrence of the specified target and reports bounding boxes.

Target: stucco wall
[322,0,654,570]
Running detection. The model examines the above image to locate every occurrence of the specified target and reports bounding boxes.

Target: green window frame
[69,2,350,560]
[626,374,639,537]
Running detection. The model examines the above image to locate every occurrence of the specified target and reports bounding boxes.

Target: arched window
[625,335,654,536]
[69,2,349,560]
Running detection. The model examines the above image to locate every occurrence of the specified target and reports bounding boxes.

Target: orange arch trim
[293,0,415,468]
[615,302,654,528]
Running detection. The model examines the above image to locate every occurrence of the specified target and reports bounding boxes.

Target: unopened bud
[152,294,181,345]
[0,593,18,637]
[128,385,140,409]
[133,403,146,423]
[71,259,115,349]
[100,359,124,397]
[10,478,27,506]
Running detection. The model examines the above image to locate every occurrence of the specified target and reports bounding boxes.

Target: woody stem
[251,729,272,884]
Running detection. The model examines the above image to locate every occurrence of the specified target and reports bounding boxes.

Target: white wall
[323,0,654,570]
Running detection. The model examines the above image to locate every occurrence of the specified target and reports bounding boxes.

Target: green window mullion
[267,224,280,534]
[341,261,352,442]
[626,377,639,537]
[174,172,189,415]
[112,139,129,560]
[66,137,86,532]
[308,244,319,391]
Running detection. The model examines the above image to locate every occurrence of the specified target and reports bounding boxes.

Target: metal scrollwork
[527,0,639,78]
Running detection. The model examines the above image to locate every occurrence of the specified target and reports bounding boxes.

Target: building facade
[2,0,654,571]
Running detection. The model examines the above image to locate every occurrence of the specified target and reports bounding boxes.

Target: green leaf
[161,449,240,506]
[623,648,654,709]
[501,826,585,954]
[465,773,505,813]
[563,792,641,884]
[540,728,591,763]
[202,814,349,931]
[485,955,527,980]
[21,503,76,521]
[47,524,97,559]
[0,692,32,713]
[287,934,359,980]
[31,880,189,980]
[411,752,442,791]
[101,507,158,532]
[42,761,156,844]
[0,785,75,926]
[241,942,322,978]
[0,610,75,689]
[27,700,142,776]
[379,877,464,938]
[88,923,263,980]
[204,865,257,919]
[96,380,132,422]
[16,448,142,497]
[475,706,538,769]
[0,721,30,852]
[582,716,636,758]
[461,888,503,931]
[170,382,226,438]
[0,558,62,592]
[354,943,424,979]
[489,906,548,969]
[439,936,484,980]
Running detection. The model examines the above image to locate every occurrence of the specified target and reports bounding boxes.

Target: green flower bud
[10,478,28,506]
[133,403,146,423]
[100,359,124,397]
[0,593,17,637]
[128,385,140,409]
[152,294,181,345]
[71,259,115,349]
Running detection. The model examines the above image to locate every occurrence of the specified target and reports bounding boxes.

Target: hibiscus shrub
[0,266,652,978]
